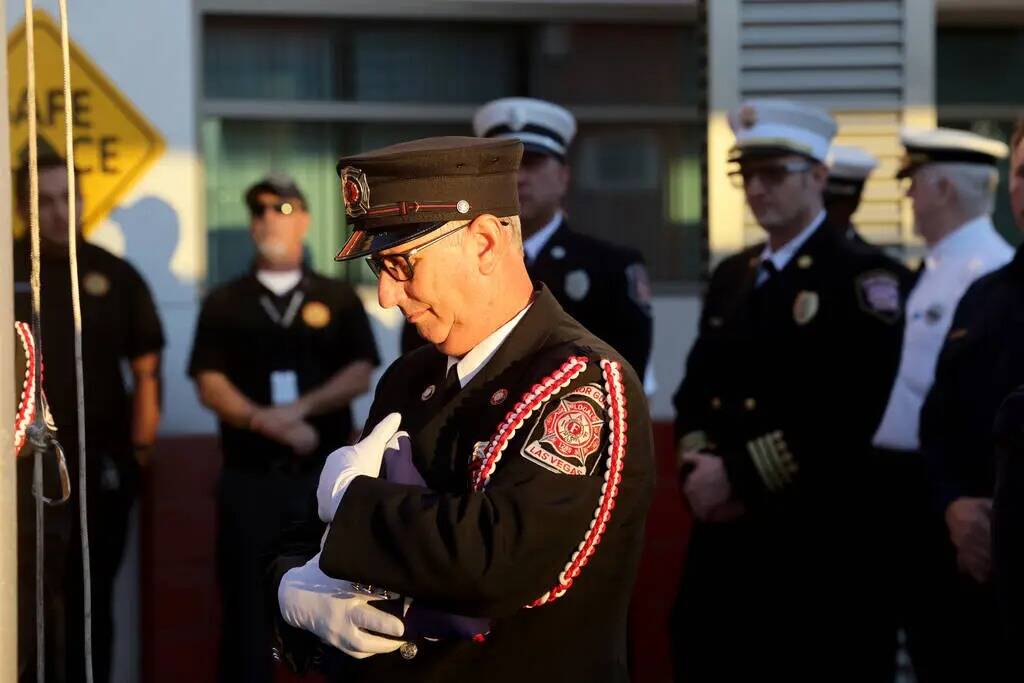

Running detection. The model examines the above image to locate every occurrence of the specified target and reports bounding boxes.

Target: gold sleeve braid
[746,431,798,492]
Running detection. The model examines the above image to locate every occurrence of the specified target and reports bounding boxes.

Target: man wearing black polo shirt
[12,153,165,683]
[189,174,380,683]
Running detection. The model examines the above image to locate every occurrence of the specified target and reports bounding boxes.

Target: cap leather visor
[334,221,446,261]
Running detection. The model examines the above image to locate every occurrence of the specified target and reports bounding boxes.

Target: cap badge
[739,104,758,129]
[340,166,371,218]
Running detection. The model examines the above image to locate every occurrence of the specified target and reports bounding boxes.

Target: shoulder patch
[521,383,606,476]
[855,269,901,323]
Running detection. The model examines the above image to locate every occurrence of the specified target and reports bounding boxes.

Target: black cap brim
[334,221,446,261]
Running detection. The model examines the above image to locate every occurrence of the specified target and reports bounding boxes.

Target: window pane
[567,123,702,283]
[351,24,523,103]
[937,28,1024,106]
[204,17,335,100]
[530,24,695,106]
[203,119,464,287]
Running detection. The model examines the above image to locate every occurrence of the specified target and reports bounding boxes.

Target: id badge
[270,370,300,406]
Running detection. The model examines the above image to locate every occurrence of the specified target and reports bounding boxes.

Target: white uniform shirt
[873,215,1013,450]
[446,303,533,388]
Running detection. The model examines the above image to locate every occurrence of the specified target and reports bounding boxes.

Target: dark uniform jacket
[920,244,1024,511]
[670,217,910,679]
[994,385,1024,674]
[921,244,1024,680]
[527,219,653,378]
[13,240,165,453]
[188,266,379,470]
[271,285,654,682]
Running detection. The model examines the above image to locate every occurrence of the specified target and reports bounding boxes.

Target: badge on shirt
[564,269,590,301]
[270,370,300,406]
[924,303,944,325]
[792,290,819,325]
[83,271,110,297]
[301,301,331,328]
[521,383,606,476]
[856,270,901,324]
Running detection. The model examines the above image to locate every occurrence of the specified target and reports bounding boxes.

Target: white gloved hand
[317,413,403,523]
[278,552,406,659]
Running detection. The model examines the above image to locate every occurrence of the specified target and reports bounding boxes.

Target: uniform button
[400,642,418,660]
[744,398,756,411]
[710,397,722,410]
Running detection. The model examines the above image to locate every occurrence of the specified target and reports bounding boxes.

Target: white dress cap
[474,97,577,159]
[728,99,838,163]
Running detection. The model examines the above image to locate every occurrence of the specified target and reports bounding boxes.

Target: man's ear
[468,214,504,275]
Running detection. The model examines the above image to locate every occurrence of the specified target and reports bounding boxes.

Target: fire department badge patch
[521,383,606,476]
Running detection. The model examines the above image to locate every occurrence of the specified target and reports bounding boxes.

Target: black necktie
[757,259,778,286]
[441,362,461,403]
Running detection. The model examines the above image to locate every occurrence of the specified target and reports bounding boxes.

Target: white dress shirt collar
[758,209,827,272]
[446,303,533,388]
[522,211,564,264]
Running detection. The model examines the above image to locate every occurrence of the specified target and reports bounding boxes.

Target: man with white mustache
[189,174,380,683]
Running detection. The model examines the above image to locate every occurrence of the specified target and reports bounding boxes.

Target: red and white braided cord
[470,356,628,609]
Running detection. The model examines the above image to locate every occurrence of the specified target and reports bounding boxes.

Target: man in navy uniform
[916,122,1024,680]
[189,174,379,683]
[270,136,654,682]
[873,127,1012,681]
[402,98,654,380]
[670,99,910,681]
[994,117,1024,680]
[824,144,878,244]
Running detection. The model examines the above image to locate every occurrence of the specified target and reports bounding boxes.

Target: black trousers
[872,448,1005,682]
[670,508,893,682]
[216,465,319,683]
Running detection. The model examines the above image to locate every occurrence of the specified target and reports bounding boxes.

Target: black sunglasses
[249,200,300,217]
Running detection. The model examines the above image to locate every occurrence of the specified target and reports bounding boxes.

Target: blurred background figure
[916,126,1019,680]
[188,174,379,683]
[12,152,165,683]
[670,99,909,682]
[824,144,878,244]
[401,97,654,380]
[989,117,1024,682]
[872,127,1012,682]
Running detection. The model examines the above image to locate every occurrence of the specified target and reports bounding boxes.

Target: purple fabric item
[381,433,492,640]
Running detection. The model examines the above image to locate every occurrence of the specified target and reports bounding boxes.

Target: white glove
[317,413,403,523]
[278,552,406,659]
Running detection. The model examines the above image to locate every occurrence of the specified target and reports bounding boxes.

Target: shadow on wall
[112,196,190,302]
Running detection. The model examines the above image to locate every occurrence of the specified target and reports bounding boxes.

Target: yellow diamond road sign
[8,10,165,234]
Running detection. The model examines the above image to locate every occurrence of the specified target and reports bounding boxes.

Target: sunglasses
[728,160,813,189]
[365,222,471,282]
[250,200,300,217]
